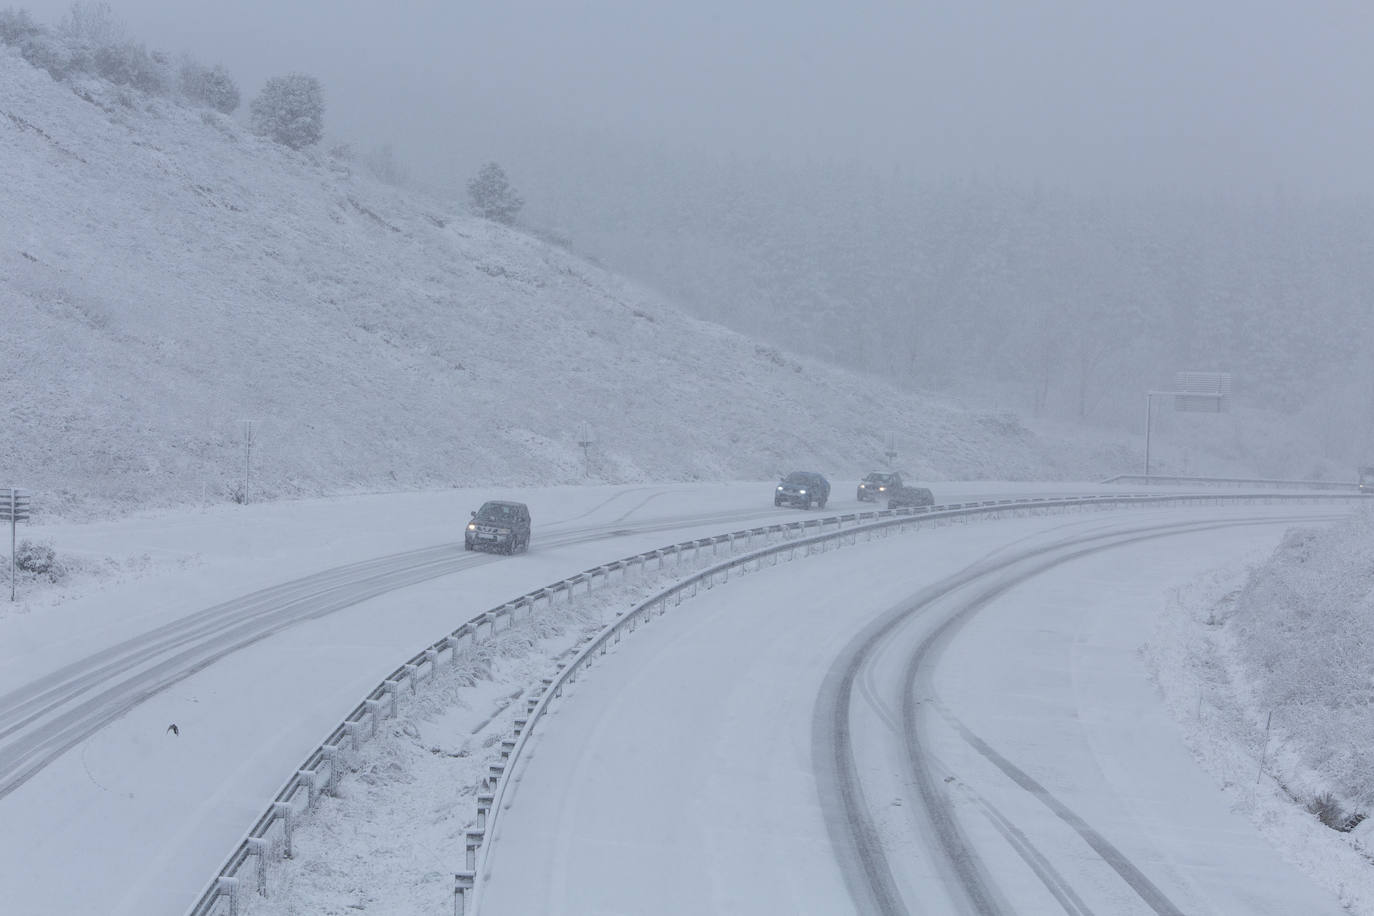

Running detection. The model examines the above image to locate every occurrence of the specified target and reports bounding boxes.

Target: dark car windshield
[782,473,813,485]
[477,502,518,520]
[864,473,896,485]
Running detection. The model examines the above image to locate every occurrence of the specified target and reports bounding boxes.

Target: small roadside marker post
[0,488,32,601]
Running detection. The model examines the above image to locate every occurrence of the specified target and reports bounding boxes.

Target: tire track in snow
[817,512,1342,915]
[0,503,806,801]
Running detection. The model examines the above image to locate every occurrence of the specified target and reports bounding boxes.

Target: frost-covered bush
[12,539,65,583]
[17,30,82,80]
[249,72,324,150]
[179,58,239,114]
[1229,508,1374,808]
[0,7,40,44]
[92,40,164,92]
[58,0,123,46]
[363,144,408,186]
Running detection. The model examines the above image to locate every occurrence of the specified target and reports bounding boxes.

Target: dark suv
[774,471,830,509]
[857,471,902,502]
[465,500,531,554]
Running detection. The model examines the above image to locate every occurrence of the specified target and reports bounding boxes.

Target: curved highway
[0,490,838,801]
[478,504,1352,915]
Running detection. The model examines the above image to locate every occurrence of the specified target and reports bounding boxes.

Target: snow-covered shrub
[0,7,41,45]
[13,539,65,583]
[1229,508,1374,809]
[467,161,524,224]
[249,72,324,150]
[58,0,123,46]
[179,58,239,114]
[17,31,81,80]
[363,144,408,186]
[92,40,164,93]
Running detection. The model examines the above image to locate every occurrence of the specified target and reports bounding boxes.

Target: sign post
[576,422,594,479]
[1144,372,1232,482]
[0,488,31,601]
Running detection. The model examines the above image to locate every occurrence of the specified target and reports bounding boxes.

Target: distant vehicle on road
[775,471,830,509]
[1360,466,1374,494]
[465,500,531,554]
[857,471,903,502]
[887,485,934,510]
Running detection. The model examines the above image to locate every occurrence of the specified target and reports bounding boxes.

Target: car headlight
[467,523,476,531]
[798,489,806,495]
[777,485,783,491]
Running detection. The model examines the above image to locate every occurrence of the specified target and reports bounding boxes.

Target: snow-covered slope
[2,46,1117,520]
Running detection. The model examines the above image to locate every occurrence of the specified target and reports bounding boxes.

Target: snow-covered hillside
[1,45,1134,520]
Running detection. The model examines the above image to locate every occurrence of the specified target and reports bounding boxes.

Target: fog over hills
[2,46,1151,520]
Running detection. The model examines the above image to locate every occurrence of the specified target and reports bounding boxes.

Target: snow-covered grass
[1145,504,1374,912]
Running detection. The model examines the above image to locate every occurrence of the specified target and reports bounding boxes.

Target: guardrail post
[454,872,474,916]
[477,793,494,830]
[272,801,294,858]
[322,744,341,794]
[365,699,383,737]
[217,876,240,916]
[246,837,268,896]
[465,830,484,871]
[296,769,316,809]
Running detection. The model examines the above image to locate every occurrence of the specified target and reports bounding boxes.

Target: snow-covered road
[479,506,1350,915]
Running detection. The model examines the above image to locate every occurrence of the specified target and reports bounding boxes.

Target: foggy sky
[19,0,1374,195]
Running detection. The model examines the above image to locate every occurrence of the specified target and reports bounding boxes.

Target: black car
[857,471,903,502]
[887,485,934,510]
[775,471,830,509]
[465,500,531,553]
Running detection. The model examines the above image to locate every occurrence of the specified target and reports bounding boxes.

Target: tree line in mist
[518,146,1374,463]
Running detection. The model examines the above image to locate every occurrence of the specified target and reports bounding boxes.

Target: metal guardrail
[1101,473,1359,491]
[186,491,1360,916]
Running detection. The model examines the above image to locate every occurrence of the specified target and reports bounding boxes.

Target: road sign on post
[0,488,31,601]
[1173,371,1232,413]
[1144,372,1233,482]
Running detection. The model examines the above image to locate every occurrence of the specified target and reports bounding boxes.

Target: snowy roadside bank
[1145,506,1374,913]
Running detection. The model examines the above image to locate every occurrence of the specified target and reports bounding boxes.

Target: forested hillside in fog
[516,146,1374,462]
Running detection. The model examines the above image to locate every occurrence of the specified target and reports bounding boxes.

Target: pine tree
[467,162,524,224]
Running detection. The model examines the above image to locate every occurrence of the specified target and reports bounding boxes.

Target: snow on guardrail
[1101,473,1359,491]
